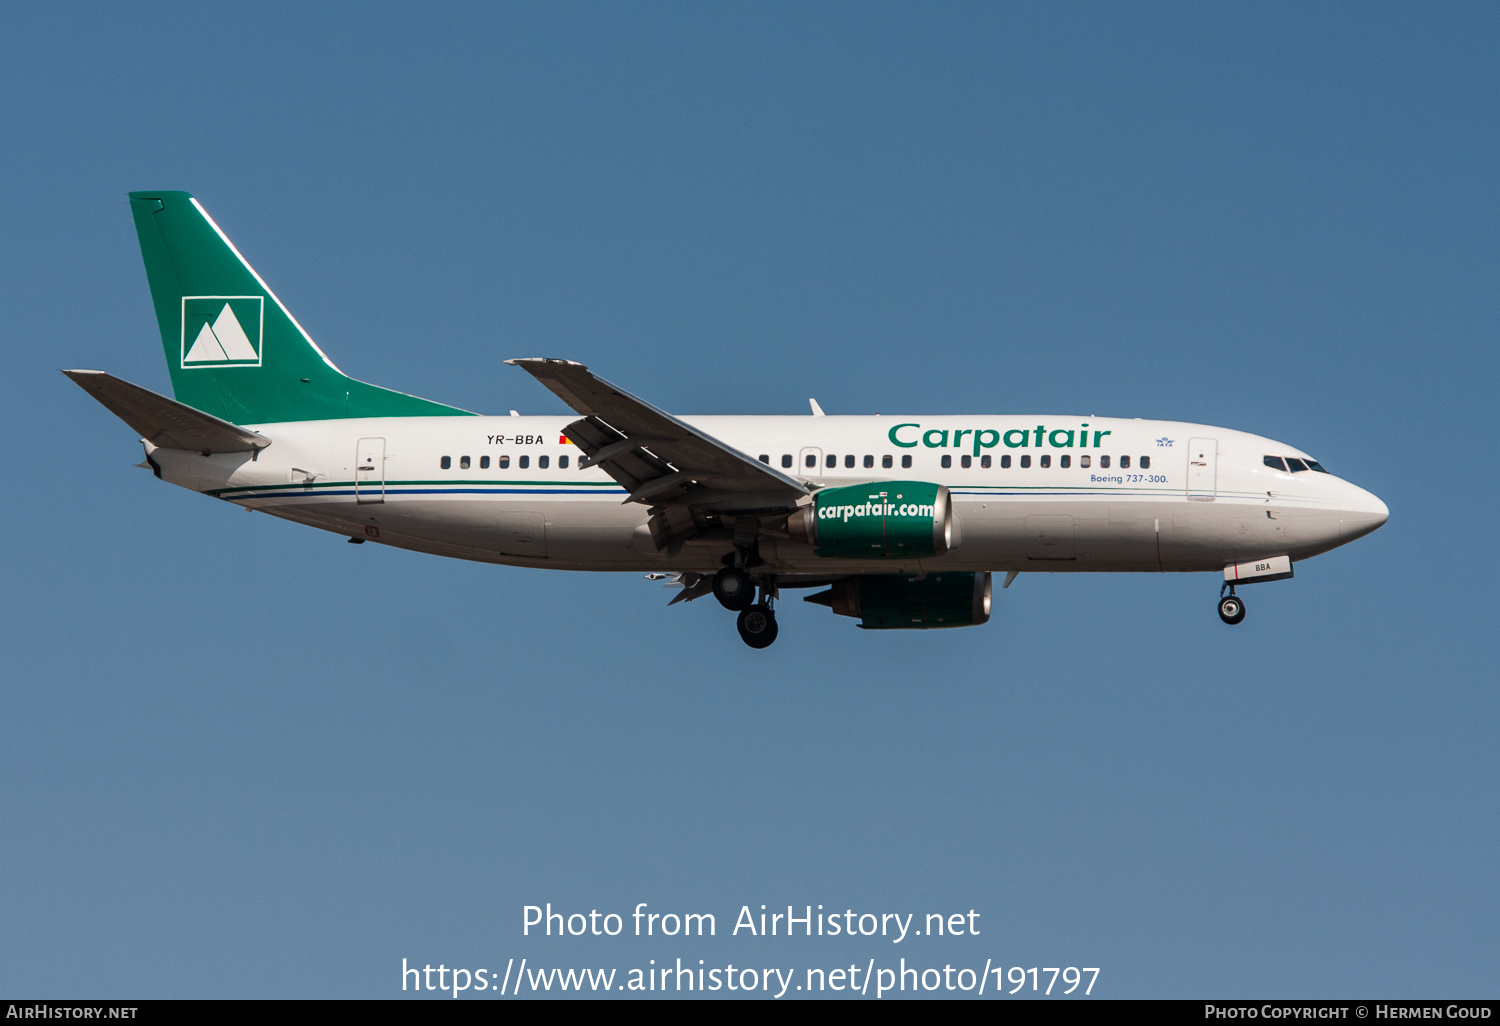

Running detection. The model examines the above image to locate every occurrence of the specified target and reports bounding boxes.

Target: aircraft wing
[505,358,808,513]
[63,369,270,453]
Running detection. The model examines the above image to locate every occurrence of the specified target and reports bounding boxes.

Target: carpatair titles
[789,481,952,559]
[887,422,1112,457]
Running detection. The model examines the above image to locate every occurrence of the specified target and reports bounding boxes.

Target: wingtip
[506,357,587,369]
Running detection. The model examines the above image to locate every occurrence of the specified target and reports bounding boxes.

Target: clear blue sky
[1,1,1494,998]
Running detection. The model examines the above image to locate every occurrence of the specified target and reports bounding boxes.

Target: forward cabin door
[1187,437,1217,501]
[355,437,386,504]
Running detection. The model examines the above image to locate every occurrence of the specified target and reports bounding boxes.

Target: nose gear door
[355,437,386,504]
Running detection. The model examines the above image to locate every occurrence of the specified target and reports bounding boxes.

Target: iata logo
[181,296,263,368]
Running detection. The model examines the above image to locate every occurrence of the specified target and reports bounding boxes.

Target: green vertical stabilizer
[128,191,473,424]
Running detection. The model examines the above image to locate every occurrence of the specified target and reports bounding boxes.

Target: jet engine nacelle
[786,481,952,559]
[807,572,992,629]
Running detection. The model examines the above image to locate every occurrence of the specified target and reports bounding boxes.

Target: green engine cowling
[786,481,952,559]
[808,572,992,630]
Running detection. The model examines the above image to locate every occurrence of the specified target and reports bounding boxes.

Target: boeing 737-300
[67,192,1389,647]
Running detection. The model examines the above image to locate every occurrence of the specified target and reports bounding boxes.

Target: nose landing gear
[1218,583,1246,625]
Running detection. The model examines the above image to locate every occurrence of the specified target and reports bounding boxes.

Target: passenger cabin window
[826,454,837,469]
[980,455,991,469]
[519,455,530,469]
[901,455,912,469]
[1040,454,1051,468]
[1120,455,1130,469]
[499,455,510,469]
[882,455,893,469]
[1060,455,1071,468]
[1264,455,1287,471]
[1001,454,1011,468]
[1286,457,1308,472]
[460,456,470,469]
[1020,455,1031,468]
[559,455,569,469]
[759,454,769,464]
[961,455,972,468]
[440,456,451,469]
[864,455,874,469]
[941,455,952,469]
[1080,455,1091,468]
[1140,456,1150,469]
[782,454,793,468]
[539,455,549,469]
[806,454,817,468]
[480,455,490,469]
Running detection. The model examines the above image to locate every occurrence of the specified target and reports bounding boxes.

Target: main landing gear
[714,560,779,648]
[736,603,778,649]
[712,567,754,611]
[1218,582,1246,625]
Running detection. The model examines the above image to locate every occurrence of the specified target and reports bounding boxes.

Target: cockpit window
[1306,460,1328,473]
[1263,455,1286,471]
[1285,457,1309,472]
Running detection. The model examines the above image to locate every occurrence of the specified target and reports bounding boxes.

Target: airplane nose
[1337,483,1388,543]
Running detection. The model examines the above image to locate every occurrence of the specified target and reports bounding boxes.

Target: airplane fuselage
[147,413,1389,577]
[89,190,1391,643]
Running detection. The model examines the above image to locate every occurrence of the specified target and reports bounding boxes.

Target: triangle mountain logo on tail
[180,296,263,368]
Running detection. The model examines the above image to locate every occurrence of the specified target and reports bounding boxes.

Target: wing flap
[560,412,674,493]
[63,369,270,453]
[507,358,807,509]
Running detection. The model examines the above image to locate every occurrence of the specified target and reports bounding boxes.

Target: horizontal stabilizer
[63,369,270,454]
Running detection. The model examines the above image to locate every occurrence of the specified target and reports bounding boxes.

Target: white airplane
[68,192,1388,648]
